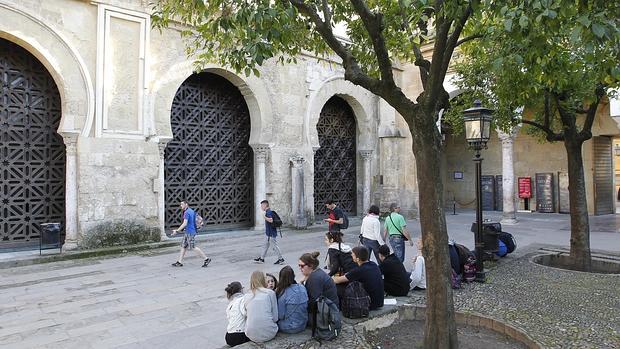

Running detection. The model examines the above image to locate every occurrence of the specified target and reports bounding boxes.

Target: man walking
[383,203,412,263]
[323,200,344,232]
[171,201,211,267]
[254,200,285,265]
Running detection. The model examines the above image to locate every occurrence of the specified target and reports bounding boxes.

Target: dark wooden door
[314,97,357,216]
[0,38,66,247]
[165,73,253,231]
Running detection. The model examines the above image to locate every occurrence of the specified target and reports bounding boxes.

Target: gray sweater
[242,288,279,343]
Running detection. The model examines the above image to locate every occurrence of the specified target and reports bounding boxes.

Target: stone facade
[0,0,419,248]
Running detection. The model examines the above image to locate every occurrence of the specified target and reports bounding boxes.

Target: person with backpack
[275,266,308,334]
[332,246,384,310]
[410,238,427,290]
[299,251,339,315]
[383,203,413,263]
[254,200,285,265]
[360,205,384,263]
[377,244,410,296]
[170,201,212,268]
[324,231,357,277]
[242,271,279,343]
[323,200,345,232]
[224,281,250,347]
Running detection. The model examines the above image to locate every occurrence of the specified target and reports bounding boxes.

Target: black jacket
[326,243,357,277]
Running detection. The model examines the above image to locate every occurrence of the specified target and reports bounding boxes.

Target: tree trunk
[564,136,592,272]
[407,109,458,348]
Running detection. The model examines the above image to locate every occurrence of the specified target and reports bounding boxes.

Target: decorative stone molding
[359,149,373,160]
[290,154,305,168]
[253,144,270,162]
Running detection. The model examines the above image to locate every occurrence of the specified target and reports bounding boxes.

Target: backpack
[498,231,516,253]
[270,210,283,228]
[463,256,476,283]
[195,214,204,230]
[450,269,462,289]
[496,240,508,257]
[312,296,341,341]
[341,281,370,319]
[340,212,349,230]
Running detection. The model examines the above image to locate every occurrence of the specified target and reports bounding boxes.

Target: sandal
[171,261,183,267]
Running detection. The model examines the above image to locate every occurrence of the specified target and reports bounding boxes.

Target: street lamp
[463,100,493,283]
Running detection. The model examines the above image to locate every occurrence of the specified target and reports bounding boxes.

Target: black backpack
[312,296,341,341]
[340,212,349,229]
[341,281,370,319]
[270,210,283,228]
[498,232,516,253]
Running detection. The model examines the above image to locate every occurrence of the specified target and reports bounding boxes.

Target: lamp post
[463,100,493,283]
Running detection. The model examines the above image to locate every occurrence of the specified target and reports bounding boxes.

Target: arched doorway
[164,72,253,231]
[314,96,357,216]
[0,38,66,248]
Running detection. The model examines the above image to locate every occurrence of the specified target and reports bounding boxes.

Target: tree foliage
[452,0,620,137]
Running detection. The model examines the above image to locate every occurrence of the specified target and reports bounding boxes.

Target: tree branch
[579,85,606,141]
[398,0,430,89]
[456,33,483,47]
[321,0,332,27]
[348,0,396,87]
[441,3,473,77]
[521,119,564,141]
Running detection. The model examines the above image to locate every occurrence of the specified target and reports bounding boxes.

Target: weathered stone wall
[1,0,420,247]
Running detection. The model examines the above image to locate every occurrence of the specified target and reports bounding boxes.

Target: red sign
[518,177,532,199]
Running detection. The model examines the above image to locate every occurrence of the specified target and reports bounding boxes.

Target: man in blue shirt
[171,201,211,267]
[254,200,285,265]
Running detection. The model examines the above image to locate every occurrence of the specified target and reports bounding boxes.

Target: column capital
[157,142,168,159]
[60,131,79,156]
[252,144,270,161]
[290,155,305,168]
[359,149,373,160]
[497,125,520,143]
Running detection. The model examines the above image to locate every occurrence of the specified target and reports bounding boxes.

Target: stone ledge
[228,302,542,349]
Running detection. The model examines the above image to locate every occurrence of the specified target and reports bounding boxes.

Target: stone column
[253,145,269,230]
[360,150,373,214]
[61,132,79,250]
[290,155,307,228]
[498,126,520,225]
[157,142,169,240]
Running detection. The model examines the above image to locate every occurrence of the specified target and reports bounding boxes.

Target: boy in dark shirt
[323,200,344,232]
[332,246,384,310]
[378,244,410,296]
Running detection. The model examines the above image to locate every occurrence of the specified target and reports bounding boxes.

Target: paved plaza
[1,211,619,349]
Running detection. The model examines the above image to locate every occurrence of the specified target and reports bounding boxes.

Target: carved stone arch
[150,60,274,146]
[0,3,94,135]
[305,76,377,151]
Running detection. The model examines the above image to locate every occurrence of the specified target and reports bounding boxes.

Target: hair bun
[311,251,320,258]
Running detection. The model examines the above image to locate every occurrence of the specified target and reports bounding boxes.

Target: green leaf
[519,15,529,29]
[592,23,605,38]
[576,16,591,28]
[504,18,513,32]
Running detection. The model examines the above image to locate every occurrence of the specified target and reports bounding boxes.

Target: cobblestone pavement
[1,211,619,349]
[408,247,620,349]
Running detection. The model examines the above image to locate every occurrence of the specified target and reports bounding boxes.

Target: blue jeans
[362,237,381,263]
[389,235,405,263]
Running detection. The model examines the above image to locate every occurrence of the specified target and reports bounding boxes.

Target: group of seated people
[224,232,427,347]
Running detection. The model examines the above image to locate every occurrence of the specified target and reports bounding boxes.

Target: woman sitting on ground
[299,251,339,314]
[242,271,279,343]
[324,231,357,277]
[275,266,308,333]
[410,239,427,290]
[224,281,250,347]
[265,273,278,291]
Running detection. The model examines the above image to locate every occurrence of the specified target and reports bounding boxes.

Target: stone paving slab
[0,211,619,348]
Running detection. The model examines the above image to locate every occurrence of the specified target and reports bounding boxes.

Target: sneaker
[274,258,285,265]
[253,257,265,263]
[171,261,183,267]
[202,258,212,268]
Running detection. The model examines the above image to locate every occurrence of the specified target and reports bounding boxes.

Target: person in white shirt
[225,281,249,347]
[360,205,384,263]
[410,239,427,290]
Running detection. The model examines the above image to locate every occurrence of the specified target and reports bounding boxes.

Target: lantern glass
[463,101,493,148]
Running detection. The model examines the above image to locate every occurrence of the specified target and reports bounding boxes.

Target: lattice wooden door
[314,96,357,216]
[165,73,253,231]
[0,38,66,247]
